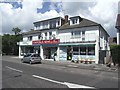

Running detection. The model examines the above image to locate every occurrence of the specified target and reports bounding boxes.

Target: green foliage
[12,27,21,35]
[2,27,22,55]
[110,44,120,66]
[0,35,2,54]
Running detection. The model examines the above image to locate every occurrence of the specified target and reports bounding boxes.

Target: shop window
[73,47,79,52]
[88,47,95,55]
[73,47,79,55]
[80,47,86,55]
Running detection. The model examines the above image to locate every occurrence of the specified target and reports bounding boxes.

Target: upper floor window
[43,22,48,29]
[38,33,43,40]
[82,31,85,35]
[58,21,60,25]
[28,36,32,41]
[82,31,85,41]
[49,32,52,39]
[45,32,47,40]
[52,34,56,39]
[35,23,40,29]
[50,21,56,29]
[71,31,81,38]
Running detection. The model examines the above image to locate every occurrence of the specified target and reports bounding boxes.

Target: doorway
[43,47,57,59]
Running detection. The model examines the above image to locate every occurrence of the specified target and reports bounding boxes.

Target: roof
[59,18,110,37]
[33,17,63,24]
[59,18,99,30]
[22,30,41,35]
[70,16,81,19]
[115,14,120,29]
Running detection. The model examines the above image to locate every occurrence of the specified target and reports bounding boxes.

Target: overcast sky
[0,0,120,37]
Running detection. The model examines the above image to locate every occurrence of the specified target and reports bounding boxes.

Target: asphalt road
[2,56,119,88]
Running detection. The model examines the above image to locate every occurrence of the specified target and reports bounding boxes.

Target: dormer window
[70,16,82,25]
[72,19,77,24]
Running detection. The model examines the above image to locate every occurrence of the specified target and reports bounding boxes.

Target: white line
[64,82,95,88]
[6,66,23,73]
[32,75,95,88]
[32,75,64,85]
[67,65,78,67]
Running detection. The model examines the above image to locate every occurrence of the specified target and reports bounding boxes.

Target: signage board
[32,39,60,44]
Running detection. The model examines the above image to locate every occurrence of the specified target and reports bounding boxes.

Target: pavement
[9,56,119,72]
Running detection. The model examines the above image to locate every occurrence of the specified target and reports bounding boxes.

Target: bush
[110,44,120,66]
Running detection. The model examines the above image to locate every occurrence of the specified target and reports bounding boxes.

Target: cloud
[1,0,62,34]
[1,0,120,37]
[118,1,120,14]
[62,0,119,37]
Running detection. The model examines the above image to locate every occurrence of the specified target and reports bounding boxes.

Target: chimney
[64,15,68,23]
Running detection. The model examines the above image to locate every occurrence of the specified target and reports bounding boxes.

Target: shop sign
[32,39,60,44]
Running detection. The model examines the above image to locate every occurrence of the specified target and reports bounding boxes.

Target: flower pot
[89,61,92,64]
[80,60,83,63]
[85,60,88,64]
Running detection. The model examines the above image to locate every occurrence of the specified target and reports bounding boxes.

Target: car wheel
[29,60,32,65]
[39,62,42,64]
[21,59,24,63]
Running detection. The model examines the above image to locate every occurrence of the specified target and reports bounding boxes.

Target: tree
[2,27,22,55]
[0,35,2,55]
[12,27,21,35]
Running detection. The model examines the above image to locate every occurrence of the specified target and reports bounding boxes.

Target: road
[2,56,119,88]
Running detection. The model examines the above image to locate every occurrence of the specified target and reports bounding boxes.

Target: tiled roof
[33,17,63,24]
[59,18,99,30]
[22,30,41,35]
[115,14,120,29]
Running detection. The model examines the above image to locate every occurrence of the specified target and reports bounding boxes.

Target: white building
[18,15,110,64]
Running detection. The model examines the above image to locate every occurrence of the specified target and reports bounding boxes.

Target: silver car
[21,53,42,64]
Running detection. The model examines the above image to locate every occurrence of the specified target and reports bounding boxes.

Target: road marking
[32,75,94,88]
[64,82,94,88]
[67,65,78,68]
[32,75,64,85]
[6,66,23,73]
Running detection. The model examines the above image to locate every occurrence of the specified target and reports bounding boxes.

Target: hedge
[110,44,120,66]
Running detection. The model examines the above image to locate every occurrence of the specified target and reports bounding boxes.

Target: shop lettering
[32,39,60,44]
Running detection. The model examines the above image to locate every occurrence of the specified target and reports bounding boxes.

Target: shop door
[43,47,51,59]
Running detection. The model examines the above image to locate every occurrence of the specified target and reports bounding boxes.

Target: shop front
[32,39,60,60]
[59,43,96,62]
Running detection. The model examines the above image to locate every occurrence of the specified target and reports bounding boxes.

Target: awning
[59,43,95,47]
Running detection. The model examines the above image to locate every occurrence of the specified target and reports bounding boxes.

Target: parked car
[21,53,42,64]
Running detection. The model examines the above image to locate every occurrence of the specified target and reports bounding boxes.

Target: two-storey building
[19,15,110,64]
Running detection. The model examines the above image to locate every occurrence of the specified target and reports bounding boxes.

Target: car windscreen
[31,54,40,57]
[24,54,31,57]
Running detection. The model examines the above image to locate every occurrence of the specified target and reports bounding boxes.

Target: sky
[0,0,120,37]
